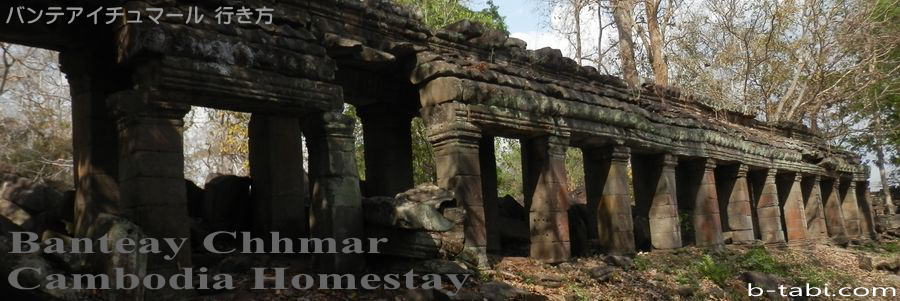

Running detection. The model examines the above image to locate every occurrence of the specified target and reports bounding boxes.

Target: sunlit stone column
[823,177,848,241]
[693,159,724,248]
[756,169,786,244]
[841,180,862,239]
[726,164,755,244]
[781,172,808,242]
[425,114,488,266]
[649,154,682,249]
[804,175,828,240]
[584,145,635,254]
[857,181,878,239]
[522,135,571,263]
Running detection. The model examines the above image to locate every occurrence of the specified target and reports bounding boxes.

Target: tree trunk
[645,0,668,85]
[611,0,639,87]
[873,107,895,214]
[575,5,583,64]
[875,146,894,214]
[597,4,604,68]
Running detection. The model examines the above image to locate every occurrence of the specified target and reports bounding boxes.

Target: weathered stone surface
[719,165,755,244]
[1,177,64,214]
[0,198,31,226]
[423,113,488,267]
[479,281,529,301]
[650,154,682,249]
[756,169,786,244]
[841,181,863,239]
[693,159,724,248]
[362,184,456,232]
[584,146,635,254]
[523,135,571,263]
[803,176,829,240]
[823,178,849,242]
[305,111,365,273]
[779,173,808,242]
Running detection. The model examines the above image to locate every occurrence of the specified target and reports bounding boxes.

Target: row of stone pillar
[69,84,364,272]
[69,82,876,272]
[420,111,876,264]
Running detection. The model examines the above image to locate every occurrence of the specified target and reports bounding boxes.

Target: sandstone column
[584,145,635,254]
[649,154,682,249]
[841,180,862,239]
[803,176,828,240]
[725,165,755,244]
[60,51,121,236]
[756,169,786,244]
[479,136,502,253]
[822,178,848,241]
[249,114,308,238]
[108,90,191,267]
[857,181,878,239]
[305,111,365,273]
[358,105,415,196]
[522,135,571,263]
[780,172,808,242]
[425,115,488,266]
[693,159,724,248]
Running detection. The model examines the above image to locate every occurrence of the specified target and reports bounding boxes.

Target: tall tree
[610,0,640,86]
[643,0,668,85]
[539,0,593,64]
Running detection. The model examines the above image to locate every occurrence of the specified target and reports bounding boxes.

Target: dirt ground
[193,237,900,301]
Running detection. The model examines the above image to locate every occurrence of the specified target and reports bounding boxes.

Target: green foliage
[396,0,508,32]
[661,246,857,293]
[737,247,786,275]
[343,105,367,181]
[844,0,900,171]
[495,137,523,199]
[411,117,436,185]
[633,254,651,271]
[679,212,694,242]
[697,254,732,286]
[854,241,900,254]
[674,254,734,286]
[565,147,584,191]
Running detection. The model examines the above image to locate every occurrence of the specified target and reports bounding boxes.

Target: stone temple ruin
[1,0,895,291]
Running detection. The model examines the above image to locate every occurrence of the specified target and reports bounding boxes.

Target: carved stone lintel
[736,164,749,177]
[765,168,778,182]
[609,145,630,162]
[427,120,482,149]
[107,90,190,121]
[660,153,678,169]
[702,158,716,170]
[810,174,821,183]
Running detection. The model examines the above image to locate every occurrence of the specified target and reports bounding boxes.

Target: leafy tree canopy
[397,0,508,32]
